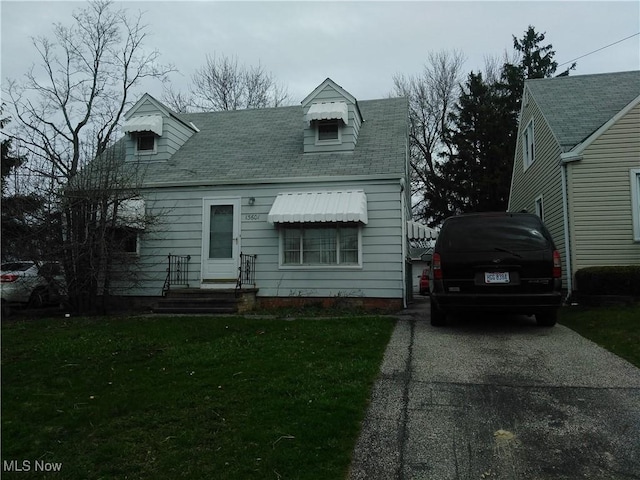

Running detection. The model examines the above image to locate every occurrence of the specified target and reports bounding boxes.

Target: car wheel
[430,301,447,326]
[29,288,47,308]
[536,310,557,327]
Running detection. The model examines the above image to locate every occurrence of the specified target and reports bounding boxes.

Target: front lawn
[559,304,640,368]
[1,314,394,479]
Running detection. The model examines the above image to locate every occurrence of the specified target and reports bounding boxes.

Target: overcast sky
[2,1,639,105]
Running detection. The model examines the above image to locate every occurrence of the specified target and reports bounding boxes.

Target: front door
[202,198,240,286]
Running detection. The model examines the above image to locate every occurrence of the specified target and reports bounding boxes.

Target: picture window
[281,224,360,266]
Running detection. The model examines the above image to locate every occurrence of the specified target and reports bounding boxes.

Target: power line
[558,32,640,67]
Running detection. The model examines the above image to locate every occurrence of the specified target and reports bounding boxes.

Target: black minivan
[429,212,562,327]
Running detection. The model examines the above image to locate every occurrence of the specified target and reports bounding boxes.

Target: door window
[209,205,234,259]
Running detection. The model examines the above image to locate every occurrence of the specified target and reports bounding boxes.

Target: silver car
[1,261,66,311]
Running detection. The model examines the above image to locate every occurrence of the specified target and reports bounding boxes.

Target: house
[114,78,414,311]
[508,70,640,297]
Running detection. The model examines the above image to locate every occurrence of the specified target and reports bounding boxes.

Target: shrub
[575,266,640,297]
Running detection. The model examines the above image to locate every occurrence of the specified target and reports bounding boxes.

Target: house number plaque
[244,214,262,222]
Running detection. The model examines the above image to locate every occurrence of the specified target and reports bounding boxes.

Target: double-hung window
[523,120,535,169]
[534,195,544,220]
[632,168,640,242]
[282,224,360,267]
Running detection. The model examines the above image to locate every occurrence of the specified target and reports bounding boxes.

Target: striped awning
[123,115,163,136]
[268,190,368,224]
[305,102,349,125]
[407,221,438,240]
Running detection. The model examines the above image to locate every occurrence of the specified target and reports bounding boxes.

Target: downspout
[560,152,582,303]
[400,177,408,308]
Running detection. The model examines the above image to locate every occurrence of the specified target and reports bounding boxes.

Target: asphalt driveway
[349,298,640,479]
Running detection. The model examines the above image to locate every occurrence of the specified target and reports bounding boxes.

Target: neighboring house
[407,221,437,295]
[113,78,413,310]
[508,70,640,297]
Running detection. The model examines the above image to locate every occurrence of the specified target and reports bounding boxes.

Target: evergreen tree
[498,26,576,145]
[438,25,574,219]
[1,112,45,260]
[441,72,513,215]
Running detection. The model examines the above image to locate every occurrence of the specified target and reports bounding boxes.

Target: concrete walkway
[348,298,640,479]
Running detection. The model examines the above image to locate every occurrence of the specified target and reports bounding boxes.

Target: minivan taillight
[433,253,443,280]
[552,250,562,279]
[0,274,18,283]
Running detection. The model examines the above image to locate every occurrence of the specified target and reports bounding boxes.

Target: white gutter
[559,152,582,301]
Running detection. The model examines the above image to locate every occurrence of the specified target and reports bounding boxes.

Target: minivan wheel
[536,310,557,327]
[430,301,447,326]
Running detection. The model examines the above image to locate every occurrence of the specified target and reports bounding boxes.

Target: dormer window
[123,114,163,156]
[301,79,363,154]
[317,120,340,143]
[136,133,156,153]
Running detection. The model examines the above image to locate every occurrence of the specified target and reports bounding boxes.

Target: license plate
[485,272,510,284]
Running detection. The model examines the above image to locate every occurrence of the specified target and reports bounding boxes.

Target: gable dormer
[122,93,198,162]
[301,78,363,154]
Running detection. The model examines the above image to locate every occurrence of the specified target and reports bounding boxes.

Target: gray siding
[123,179,405,299]
[508,93,568,284]
[568,102,640,271]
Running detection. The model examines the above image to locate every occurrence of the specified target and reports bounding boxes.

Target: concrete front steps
[153,288,258,314]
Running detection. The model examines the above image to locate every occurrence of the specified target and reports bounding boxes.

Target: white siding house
[508,71,640,297]
[113,78,411,311]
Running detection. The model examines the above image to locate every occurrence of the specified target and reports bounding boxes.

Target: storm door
[201,198,240,285]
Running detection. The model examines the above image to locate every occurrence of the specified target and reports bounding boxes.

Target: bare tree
[3,0,173,313]
[163,53,290,112]
[392,50,466,226]
[161,84,193,114]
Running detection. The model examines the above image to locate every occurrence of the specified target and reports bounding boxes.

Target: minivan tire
[430,301,447,326]
[536,310,557,327]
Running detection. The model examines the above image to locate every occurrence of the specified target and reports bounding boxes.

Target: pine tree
[441,72,513,214]
[438,26,574,220]
[1,112,45,260]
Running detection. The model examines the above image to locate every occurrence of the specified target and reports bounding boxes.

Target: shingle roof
[140,97,408,186]
[526,70,640,152]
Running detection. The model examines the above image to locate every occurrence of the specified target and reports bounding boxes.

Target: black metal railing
[162,254,191,295]
[236,253,257,291]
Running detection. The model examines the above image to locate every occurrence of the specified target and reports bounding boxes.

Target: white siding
[568,102,640,270]
[123,179,405,299]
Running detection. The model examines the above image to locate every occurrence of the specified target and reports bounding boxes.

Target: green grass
[1,314,395,479]
[559,304,640,368]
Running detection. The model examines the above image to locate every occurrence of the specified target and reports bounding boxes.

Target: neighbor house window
[281,224,360,266]
[534,195,544,220]
[632,168,640,242]
[136,133,156,153]
[316,120,340,143]
[522,120,535,169]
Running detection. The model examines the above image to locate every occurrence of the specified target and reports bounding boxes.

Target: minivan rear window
[438,216,552,252]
